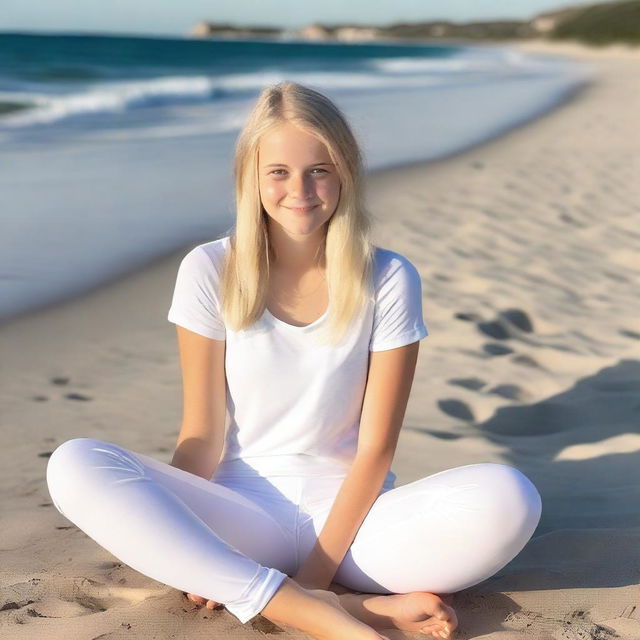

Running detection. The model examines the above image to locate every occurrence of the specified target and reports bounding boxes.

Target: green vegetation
[189,1,640,46]
[550,1,640,45]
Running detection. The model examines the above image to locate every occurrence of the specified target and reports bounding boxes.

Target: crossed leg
[298,462,542,634]
[45,437,297,624]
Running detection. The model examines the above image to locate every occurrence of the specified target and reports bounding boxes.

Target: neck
[267,220,326,273]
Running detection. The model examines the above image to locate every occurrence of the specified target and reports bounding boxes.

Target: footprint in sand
[503,608,618,640]
[1,577,112,623]
[477,309,535,341]
[48,376,92,401]
[487,384,528,401]
[55,576,161,615]
[455,311,484,323]
[447,377,487,391]
[478,320,510,340]
[560,213,590,228]
[498,308,534,333]
[483,343,514,356]
[426,430,463,441]
[437,399,475,422]
[511,354,542,369]
[0,600,36,612]
[64,393,92,401]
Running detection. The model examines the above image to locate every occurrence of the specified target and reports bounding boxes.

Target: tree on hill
[550,0,640,45]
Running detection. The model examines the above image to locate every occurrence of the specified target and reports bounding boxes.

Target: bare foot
[339,591,458,638]
[184,592,223,610]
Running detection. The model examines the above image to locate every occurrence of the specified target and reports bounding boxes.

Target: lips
[286,205,319,213]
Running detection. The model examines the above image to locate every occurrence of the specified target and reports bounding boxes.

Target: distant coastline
[188,0,640,46]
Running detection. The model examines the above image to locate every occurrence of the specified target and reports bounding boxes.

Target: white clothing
[167,235,429,486]
[44,237,544,627]
[46,437,543,624]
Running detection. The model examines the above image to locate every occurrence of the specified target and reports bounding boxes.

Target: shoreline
[0,40,597,327]
[1,41,639,638]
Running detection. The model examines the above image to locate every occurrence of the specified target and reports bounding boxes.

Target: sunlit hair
[220,81,375,346]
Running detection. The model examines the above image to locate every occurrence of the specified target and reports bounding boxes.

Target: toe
[421,616,453,637]
[433,603,457,630]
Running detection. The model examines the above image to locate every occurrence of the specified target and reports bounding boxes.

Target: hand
[184,591,223,610]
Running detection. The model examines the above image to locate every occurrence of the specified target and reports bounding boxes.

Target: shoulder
[180,235,231,275]
[372,245,422,290]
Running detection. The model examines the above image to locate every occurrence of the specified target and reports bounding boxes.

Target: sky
[0,0,615,38]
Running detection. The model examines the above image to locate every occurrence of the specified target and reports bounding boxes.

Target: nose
[289,173,314,200]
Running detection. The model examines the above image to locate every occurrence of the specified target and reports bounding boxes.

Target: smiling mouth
[287,205,319,213]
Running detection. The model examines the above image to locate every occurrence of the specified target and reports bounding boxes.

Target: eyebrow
[263,162,335,168]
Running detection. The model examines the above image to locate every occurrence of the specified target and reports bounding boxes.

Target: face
[258,122,341,238]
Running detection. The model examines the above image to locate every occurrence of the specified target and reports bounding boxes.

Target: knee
[47,437,104,480]
[46,437,136,516]
[472,463,542,534]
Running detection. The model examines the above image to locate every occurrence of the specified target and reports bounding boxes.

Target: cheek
[319,179,341,203]
[260,182,282,202]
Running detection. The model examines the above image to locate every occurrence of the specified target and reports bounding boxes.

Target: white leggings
[46,437,542,624]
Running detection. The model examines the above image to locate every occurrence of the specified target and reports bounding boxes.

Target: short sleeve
[369,252,428,352]
[167,245,226,340]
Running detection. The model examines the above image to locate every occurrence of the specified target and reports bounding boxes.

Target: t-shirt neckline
[263,305,329,332]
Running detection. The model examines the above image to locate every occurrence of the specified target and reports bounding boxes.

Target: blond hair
[220,81,375,346]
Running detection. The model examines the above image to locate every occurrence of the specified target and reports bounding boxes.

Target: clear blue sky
[1,0,614,37]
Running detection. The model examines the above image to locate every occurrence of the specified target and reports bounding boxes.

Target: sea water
[0,33,592,321]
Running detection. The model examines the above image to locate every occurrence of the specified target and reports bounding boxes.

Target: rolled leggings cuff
[224,565,289,624]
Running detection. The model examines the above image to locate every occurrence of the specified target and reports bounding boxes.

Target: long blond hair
[220,81,375,346]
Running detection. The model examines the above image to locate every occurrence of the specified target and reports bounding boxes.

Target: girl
[46,82,542,640]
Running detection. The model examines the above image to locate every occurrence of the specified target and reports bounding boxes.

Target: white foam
[0,48,573,131]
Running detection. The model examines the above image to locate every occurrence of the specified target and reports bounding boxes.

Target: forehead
[258,123,332,163]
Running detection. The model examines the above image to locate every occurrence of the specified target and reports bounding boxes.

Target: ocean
[0,32,592,321]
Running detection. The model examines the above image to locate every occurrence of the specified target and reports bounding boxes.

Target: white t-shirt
[167,235,428,487]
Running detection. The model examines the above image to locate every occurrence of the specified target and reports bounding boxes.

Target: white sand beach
[0,40,639,639]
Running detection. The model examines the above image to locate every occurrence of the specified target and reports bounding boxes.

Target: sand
[1,40,639,639]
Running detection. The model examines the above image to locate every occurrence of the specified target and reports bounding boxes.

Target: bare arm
[294,340,421,589]
[170,325,227,481]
